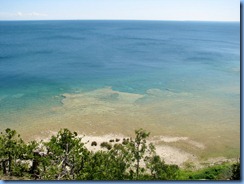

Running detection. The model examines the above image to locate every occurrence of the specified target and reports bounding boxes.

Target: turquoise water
[0,21,240,149]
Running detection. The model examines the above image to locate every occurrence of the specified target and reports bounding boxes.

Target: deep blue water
[0,20,240,125]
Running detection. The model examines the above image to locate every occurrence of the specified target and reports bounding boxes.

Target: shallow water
[0,20,240,158]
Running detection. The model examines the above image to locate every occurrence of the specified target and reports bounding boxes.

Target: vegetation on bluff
[0,128,240,180]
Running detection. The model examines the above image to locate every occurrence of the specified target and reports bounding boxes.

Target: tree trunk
[30,152,40,179]
[2,159,7,175]
[8,153,12,176]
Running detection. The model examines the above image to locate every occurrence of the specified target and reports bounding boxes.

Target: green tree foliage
[145,155,179,180]
[231,159,240,180]
[43,128,89,180]
[125,129,151,179]
[77,150,126,180]
[0,128,239,181]
[0,128,28,176]
[181,163,233,180]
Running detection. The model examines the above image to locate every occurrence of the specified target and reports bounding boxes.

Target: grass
[178,162,233,180]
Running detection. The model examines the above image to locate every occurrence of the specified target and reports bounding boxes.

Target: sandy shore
[4,87,239,161]
[3,87,238,169]
[34,131,236,169]
[82,134,199,167]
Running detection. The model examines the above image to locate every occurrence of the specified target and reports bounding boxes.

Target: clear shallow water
[0,21,240,157]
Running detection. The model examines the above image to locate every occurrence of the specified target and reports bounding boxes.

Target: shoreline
[33,130,237,169]
[1,87,240,166]
[4,87,239,153]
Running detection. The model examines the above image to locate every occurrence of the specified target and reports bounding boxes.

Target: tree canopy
[0,128,240,180]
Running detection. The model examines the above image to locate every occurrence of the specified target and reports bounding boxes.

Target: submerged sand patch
[2,87,240,160]
[151,136,205,149]
[59,87,143,115]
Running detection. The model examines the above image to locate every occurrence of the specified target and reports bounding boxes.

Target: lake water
[0,20,240,158]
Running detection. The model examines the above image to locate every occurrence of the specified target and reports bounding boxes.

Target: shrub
[100,142,112,150]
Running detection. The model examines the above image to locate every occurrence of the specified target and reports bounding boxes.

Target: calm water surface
[0,21,240,158]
